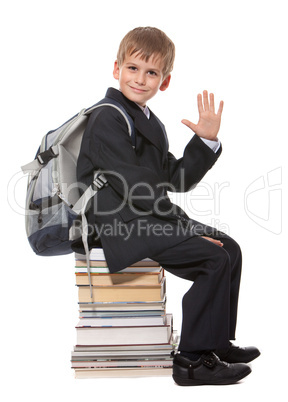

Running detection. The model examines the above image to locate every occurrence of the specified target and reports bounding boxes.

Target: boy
[75,27,260,385]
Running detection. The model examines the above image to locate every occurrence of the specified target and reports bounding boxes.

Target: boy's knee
[222,236,242,264]
[211,246,231,271]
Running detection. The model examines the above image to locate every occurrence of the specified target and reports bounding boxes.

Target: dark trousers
[150,233,242,352]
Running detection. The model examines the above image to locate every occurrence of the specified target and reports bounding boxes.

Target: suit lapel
[133,112,167,154]
[105,88,168,155]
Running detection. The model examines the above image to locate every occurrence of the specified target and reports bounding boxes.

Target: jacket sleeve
[166,134,222,192]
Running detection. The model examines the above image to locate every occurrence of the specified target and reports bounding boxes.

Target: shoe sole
[172,366,252,386]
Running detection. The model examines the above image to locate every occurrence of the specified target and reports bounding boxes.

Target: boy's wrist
[199,136,221,153]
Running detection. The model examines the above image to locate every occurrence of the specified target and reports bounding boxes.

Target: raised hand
[181,90,224,141]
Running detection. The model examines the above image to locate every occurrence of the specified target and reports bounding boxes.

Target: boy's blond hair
[117,27,175,79]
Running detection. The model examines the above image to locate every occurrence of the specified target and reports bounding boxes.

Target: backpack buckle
[37,146,57,165]
[92,172,108,191]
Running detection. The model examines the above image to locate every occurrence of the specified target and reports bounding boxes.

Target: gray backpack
[21,99,135,295]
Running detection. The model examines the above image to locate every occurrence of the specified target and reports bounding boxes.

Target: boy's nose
[135,72,146,86]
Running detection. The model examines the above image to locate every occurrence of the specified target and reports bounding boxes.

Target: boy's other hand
[181,90,224,141]
[201,236,224,247]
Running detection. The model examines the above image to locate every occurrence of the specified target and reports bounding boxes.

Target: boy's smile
[113,53,171,106]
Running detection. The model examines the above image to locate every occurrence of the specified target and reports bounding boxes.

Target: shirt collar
[117,88,150,118]
[136,103,150,119]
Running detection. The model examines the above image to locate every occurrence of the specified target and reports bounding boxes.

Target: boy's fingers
[209,93,215,112]
[181,119,197,132]
[197,93,204,113]
[202,236,224,247]
[217,100,224,116]
[202,90,209,111]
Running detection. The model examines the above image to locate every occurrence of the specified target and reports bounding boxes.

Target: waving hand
[182,90,224,141]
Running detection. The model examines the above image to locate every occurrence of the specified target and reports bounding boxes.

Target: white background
[2,0,287,400]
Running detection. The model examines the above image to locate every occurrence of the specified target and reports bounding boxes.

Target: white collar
[136,103,150,119]
[118,88,150,119]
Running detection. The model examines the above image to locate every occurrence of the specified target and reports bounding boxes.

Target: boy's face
[113,53,171,106]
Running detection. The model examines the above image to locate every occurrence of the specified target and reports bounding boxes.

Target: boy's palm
[182,90,224,141]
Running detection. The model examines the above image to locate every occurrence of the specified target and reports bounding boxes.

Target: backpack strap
[21,144,60,174]
[85,99,136,148]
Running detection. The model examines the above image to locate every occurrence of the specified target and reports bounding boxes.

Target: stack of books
[71,248,178,378]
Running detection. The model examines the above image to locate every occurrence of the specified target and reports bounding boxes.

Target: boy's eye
[127,66,157,76]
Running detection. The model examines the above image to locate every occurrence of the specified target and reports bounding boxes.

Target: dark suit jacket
[74,87,222,272]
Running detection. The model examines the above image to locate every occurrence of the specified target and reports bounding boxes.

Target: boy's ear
[159,74,171,92]
[113,61,120,80]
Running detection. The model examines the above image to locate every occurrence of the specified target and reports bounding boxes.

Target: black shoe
[215,343,260,363]
[172,351,251,386]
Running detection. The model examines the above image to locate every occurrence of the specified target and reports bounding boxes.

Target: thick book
[75,262,160,270]
[75,269,164,286]
[75,314,172,346]
[78,277,166,303]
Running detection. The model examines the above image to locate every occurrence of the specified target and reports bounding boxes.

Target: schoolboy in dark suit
[75,27,260,386]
